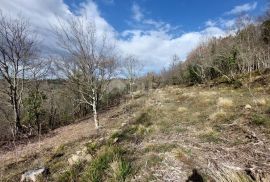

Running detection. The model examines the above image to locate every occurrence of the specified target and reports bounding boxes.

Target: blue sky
[89,0,267,32]
[0,0,268,73]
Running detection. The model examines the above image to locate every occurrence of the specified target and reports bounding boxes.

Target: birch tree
[122,55,142,99]
[55,17,117,129]
[0,13,37,135]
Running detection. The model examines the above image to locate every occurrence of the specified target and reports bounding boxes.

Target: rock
[121,122,127,127]
[21,168,48,182]
[85,154,92,161]
[68,150,92,166]
[82,147,88,153]
[245,104,252,110]
[99,137,105,142]
[68,154,80,166]
[113,137,119,143]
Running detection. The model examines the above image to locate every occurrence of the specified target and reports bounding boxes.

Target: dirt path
[0,107,121,168]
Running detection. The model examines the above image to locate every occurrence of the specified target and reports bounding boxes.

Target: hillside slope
[1,82,270,181]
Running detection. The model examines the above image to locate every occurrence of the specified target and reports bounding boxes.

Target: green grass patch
[134,112,152,126]
[200,131,221,143]
[251,114,270,127]
[85,141,102,155]
[109,157,131,182]
[82,145,131,182]
[110,112,153,143]
[144,153,163,167]
[57,161,86,182]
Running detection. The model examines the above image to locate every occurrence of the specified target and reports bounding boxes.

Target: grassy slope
[1,77,270,181]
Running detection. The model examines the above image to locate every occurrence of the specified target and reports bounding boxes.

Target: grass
[109,157,131,182]
[251,114,270,127]
[217,97,233,108]
[172,148,193,165]
[82,145,131,182]
[200,129,221,143]
[110,111,153,143]
[144,143,178,153]
[3,84,270,181]
[144,153,163,167]
[57,161,86,182]
[134,112,152,126]
[85,141,101,155]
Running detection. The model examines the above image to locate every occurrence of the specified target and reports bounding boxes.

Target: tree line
[162,12,270,86]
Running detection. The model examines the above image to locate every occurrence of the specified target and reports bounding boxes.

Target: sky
[0,0,268,73]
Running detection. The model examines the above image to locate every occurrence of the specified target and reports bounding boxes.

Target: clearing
[1,83,270,181]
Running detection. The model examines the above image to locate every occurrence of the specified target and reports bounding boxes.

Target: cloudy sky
[0,0,267,73]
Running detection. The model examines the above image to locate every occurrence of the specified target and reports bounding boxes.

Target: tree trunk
[13,99,22,134]
[130,81,134,100]
[93,99,99,129]
[92,90,99,129]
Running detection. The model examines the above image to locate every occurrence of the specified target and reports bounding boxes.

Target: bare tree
[24,58,50,134]
[54,17,118,129]
[0,13,37,135]
[122,55,143,99]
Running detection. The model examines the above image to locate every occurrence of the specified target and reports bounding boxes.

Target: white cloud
[0,0,228,73]
[0,0,116,54]
[131,3,143,21]
[226,2,257,15]
[205,20,216,27]
[118,27,226,72]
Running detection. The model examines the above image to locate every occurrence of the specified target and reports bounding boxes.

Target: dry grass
[182,92,196,98]
[217,97,233,108]
[2,84,270,181]
[253,97,267,106]
[209,109,227,121]
[0,106,125,168]
[177,107,188,112]
[199,91,217,97]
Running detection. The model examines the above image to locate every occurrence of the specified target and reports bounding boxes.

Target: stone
[21,168,47,182]
[82,147,88,153]
[68,154,80,166]
[245,104,252,110]
[68,150,92,166]
[99,137,105,142]
[113,137,119,143]
[84,154,92,162]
